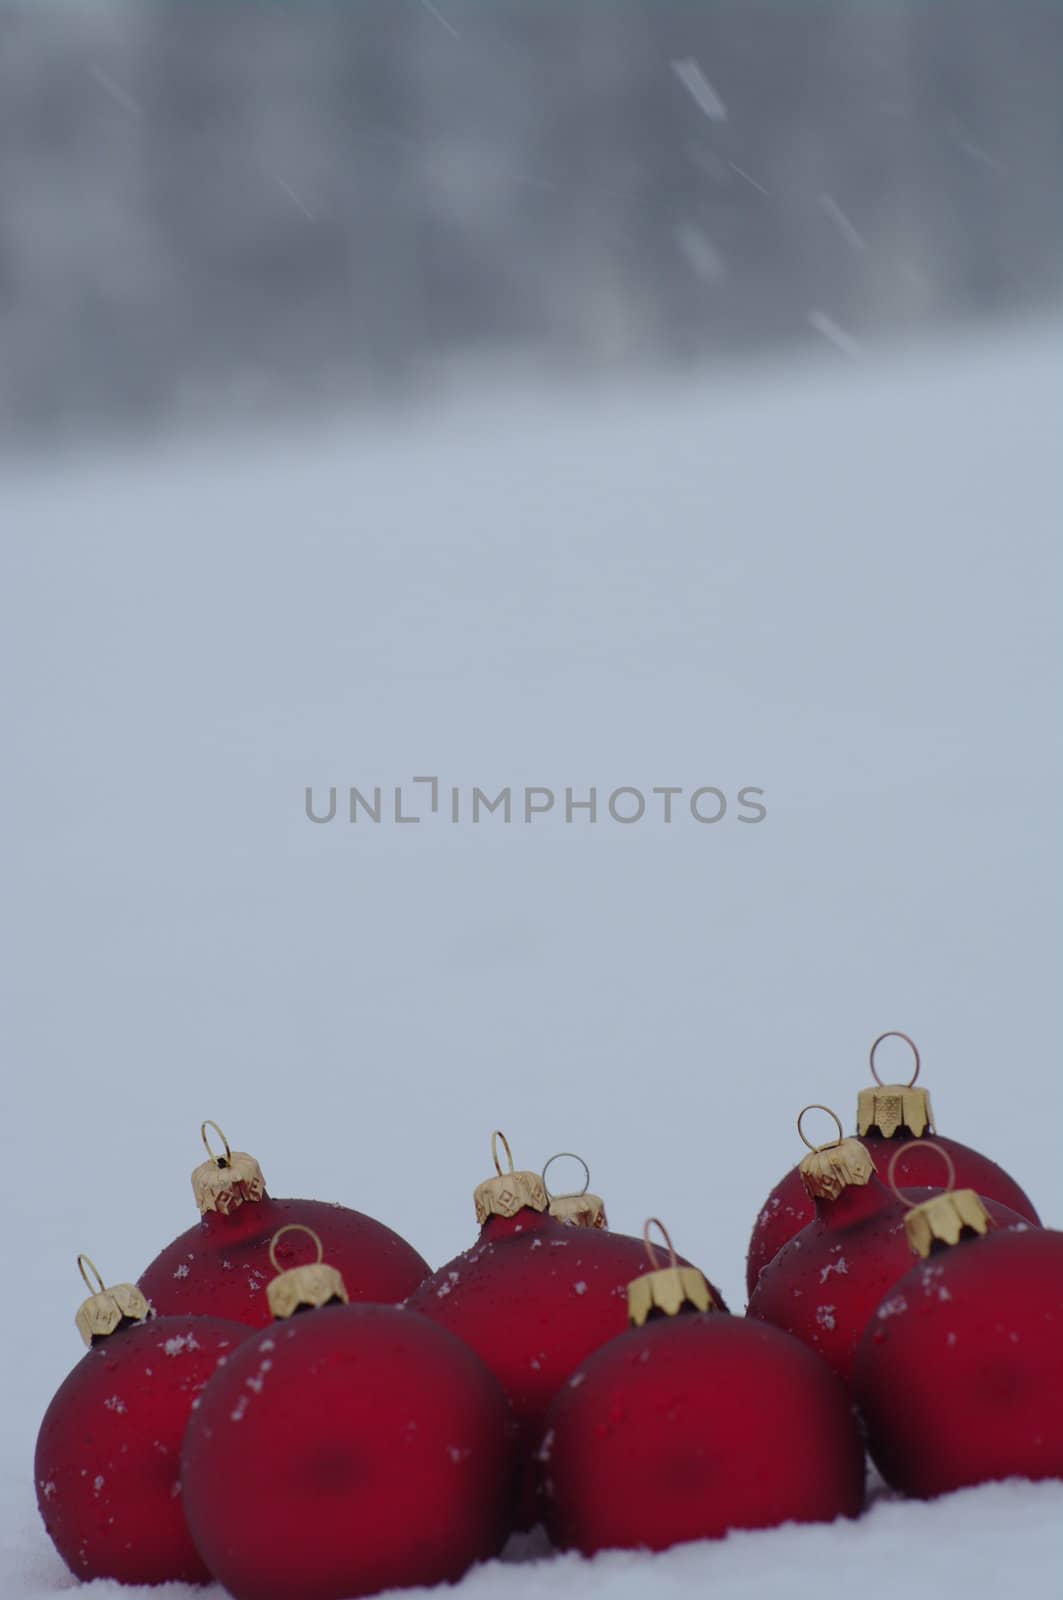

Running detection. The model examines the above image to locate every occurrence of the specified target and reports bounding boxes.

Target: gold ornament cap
[75,1255,153,1346]
[857,1032,935,1138]
[192,1120,266,1216]
[543,1152,608,1229]
[265,1226,349,1320]
[473,1131,548,1225]
[887,1141,993,1259]
[797,1106,873,1200]
[627,1219,719,1327]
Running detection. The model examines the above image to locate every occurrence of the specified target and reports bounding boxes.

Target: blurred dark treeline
[1,0,1060,438]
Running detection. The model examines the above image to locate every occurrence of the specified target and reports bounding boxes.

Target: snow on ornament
[137,1119,428,1327]
[34,1255,253,1585]
[181,1225,515,1600]
[855,1146,1063,1498]
[745,1031,1040,1296]
[406,1132,722,1527]
[747,1111,1027,1385]
[539,1219,865,1554]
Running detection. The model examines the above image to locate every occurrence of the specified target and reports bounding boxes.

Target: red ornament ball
[748,1149,1026,1385]
[36,1313,251,1585]
[856,1226,1063,1497]
[748,1136,1038,1297]
[182,1304,515,1600]
[138,1125,428,1328]
[540,1311,865,1553]
[745,1036,1040,1297]
[406,1207,720,1501]
[406,1139,724,1528]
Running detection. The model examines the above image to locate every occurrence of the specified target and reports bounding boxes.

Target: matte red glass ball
[746,1134,1039,1297]
[181,1305,514,1600]
[406,1211,719,1467]
[855,1228,1063,1497]
[748,1179,1025,1385]
[541,1312,865,1554]
[35,1315,252,1585]
[406,1209,721,1526]
[139,1195,429,1328]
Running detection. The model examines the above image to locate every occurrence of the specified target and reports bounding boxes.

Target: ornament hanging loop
[201,1119,233,1169]
[797,1104,845,1153]
[268,1224,325,1274]
[77,1254,106,1296]
[870,1031,921,1088]
[491,1129,515,1177]
[887,1138,956,1205]
[542,1151,591,1202]
[643,1217,679,1272]
[629,1219,715,1324]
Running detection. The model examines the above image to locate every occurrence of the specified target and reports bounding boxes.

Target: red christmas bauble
[182,1303,515,1600]
[745,1035,1040,1296]
[405,1140,724,1526]
[748,1138,1025,1384]
[36,1265,252,1586]
[856,1224,1063,1496]
[138,1123,428,1328]
[540,1292,865,1553]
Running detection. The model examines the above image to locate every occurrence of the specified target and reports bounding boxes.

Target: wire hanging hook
[491,1130,515,1177]
[887,1139,956,1205]
[541,1151,591,1201]
[642,1217,679,1272]
[869,1031,921,1088]
[796,1104,845,1153]
[77,1254,106,1296]
[201,1119,233,1168]
[268,1224,325,1275]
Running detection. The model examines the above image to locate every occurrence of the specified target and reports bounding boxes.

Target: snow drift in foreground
[2,322,1061,1597]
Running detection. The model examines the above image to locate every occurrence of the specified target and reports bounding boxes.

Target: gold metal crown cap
[543,1152,608,1229]
[75,1256,152,1346]
[796,1107,873,1201]
[265,1226,349,1320]
[857,1031,935,1138]
[627,1219,719,1327]
[886,1139,992,1259]
[800,1139,874,1200]
[473,1131,548,1224]
[857,1085,934,1138]
[192,1120,266,1216]
[903,1190,991,1258]
[550,1192,607,1228]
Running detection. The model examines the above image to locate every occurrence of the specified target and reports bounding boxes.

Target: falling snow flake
[808,310,862,359]
[671,59,728,122]
[819,193,866,253]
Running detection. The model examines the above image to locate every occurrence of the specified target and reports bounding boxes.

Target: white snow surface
[2,324,1061,1597]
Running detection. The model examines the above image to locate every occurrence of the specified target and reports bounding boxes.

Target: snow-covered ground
[2,323,1061,1596]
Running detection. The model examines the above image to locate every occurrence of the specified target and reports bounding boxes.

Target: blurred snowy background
[2,3,1062,1597]
[1,0,1061,440]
